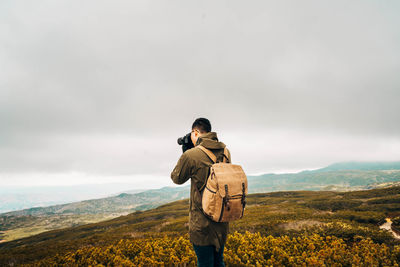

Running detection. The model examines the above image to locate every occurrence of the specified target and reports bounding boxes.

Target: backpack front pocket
[202,185,217,219]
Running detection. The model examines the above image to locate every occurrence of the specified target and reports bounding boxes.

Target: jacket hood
[195,131,226,149]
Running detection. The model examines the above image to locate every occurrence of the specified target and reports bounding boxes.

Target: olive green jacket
[171,131,231,252]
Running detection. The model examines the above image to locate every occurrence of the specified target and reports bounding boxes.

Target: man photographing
[171,118,231,267]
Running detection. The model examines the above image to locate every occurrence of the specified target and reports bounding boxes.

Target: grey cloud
[0,0,399,179]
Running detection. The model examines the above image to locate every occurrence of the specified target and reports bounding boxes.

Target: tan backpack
[197,145,248,222]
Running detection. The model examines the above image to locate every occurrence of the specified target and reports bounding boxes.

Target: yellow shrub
[29,232,400,266]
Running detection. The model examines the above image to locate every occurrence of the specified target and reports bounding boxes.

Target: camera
[177,132,194,153]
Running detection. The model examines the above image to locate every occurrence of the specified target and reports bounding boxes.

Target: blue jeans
[192,243,225,267]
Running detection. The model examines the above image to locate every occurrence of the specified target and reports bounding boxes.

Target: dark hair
[192,118,211,133]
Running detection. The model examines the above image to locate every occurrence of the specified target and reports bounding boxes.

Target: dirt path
[379,218,400,240]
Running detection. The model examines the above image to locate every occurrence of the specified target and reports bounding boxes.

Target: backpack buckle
[224,185,231,211]
[241,182,246,206]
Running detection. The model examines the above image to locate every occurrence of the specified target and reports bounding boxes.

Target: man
[171,118,231,267]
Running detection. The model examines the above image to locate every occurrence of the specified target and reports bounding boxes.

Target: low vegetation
[27,232,400,266]
[1,186,399,266]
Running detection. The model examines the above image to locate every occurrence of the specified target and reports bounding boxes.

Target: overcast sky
[1,0,400,188]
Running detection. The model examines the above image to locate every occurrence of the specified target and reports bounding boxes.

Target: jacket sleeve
[171,152,194,185]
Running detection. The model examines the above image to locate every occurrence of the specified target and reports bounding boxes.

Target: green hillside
[1,186,399,266]
[1,186,189,217]
[0,186,189,242]
[2,163,400,243]
[313,161,400,172]
[248,169,400,193]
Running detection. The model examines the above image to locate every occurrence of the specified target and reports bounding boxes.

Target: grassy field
[0,213,119,242]
[2,167,400,245]
[0,186,399,265]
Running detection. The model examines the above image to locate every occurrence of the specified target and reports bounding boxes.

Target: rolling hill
[312,161,400,172]
[0,185,189,242]
[0,186,399,266]
[0,184,147,214]
[1,161,400,243]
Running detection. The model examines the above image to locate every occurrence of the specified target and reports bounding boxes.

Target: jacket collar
[196,131,226,149]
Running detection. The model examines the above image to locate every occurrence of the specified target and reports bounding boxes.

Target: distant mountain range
[0,185,189,242]
[2,186,189,217]
[1,161,400,242]
[3,161,399,217]
[0,184,147,214]
[309,161,400,172]
[248,162,400,193]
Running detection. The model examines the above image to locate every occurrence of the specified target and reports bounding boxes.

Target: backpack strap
[223,147,230,163]
[198,145,230,163]
[197,145,217,163]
